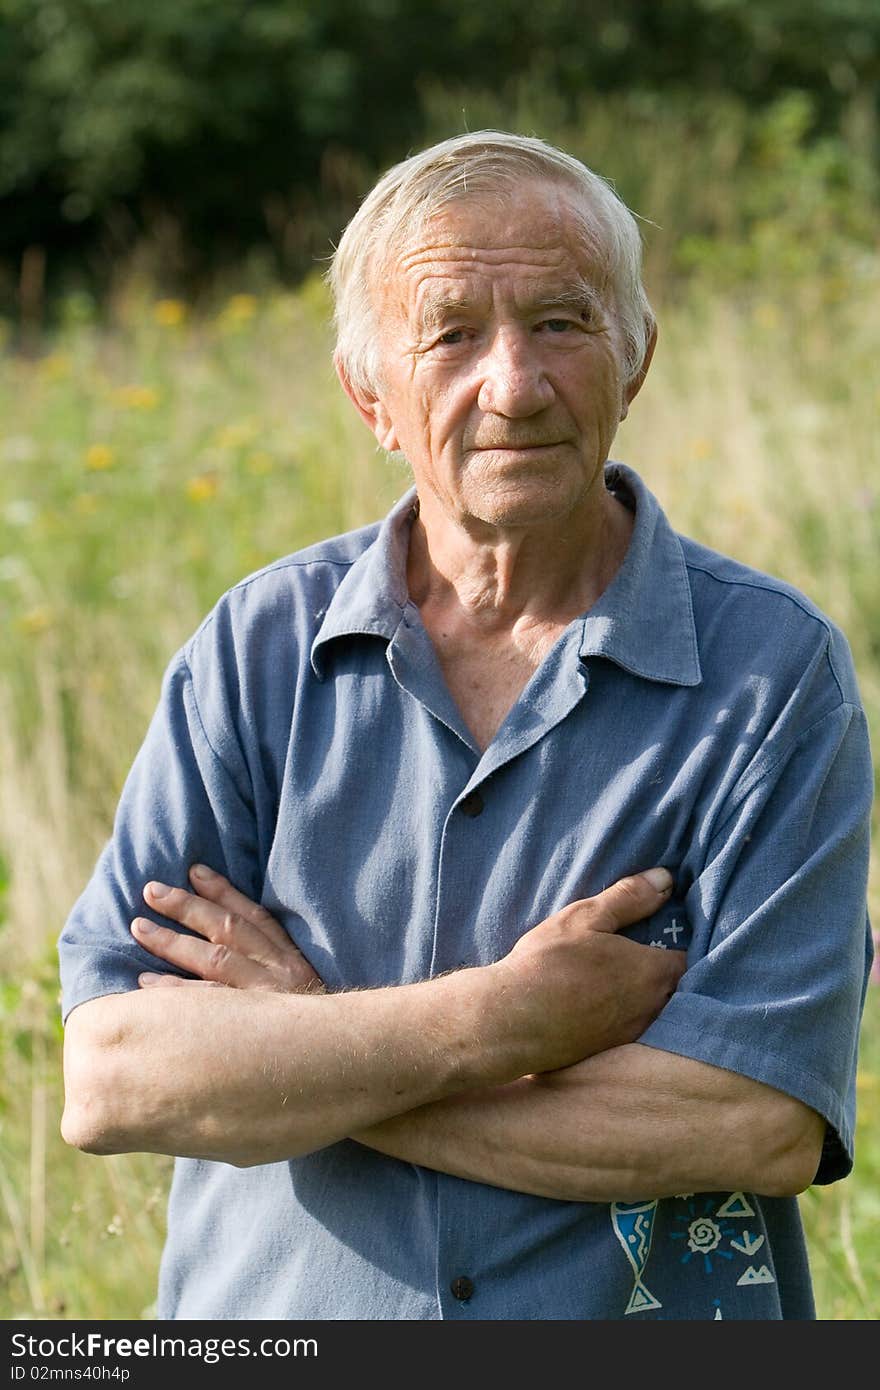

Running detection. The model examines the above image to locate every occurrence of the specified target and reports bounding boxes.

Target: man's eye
[542,318,576,333]
[436,328,466,346]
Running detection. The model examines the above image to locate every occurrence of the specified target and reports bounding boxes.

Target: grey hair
[327,129,655,395]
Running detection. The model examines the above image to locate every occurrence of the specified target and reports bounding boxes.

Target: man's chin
[459,481,587,530]
[457,460,595,529]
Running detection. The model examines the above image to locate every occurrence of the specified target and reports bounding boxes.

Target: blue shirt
[59,463,874,1321]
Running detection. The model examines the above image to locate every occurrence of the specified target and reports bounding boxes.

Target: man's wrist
[432,960,529,1091]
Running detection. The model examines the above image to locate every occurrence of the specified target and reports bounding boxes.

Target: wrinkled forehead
[375,180,613,324]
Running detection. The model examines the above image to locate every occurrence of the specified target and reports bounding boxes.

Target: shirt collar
[311,490,417,676]
[579,462,702,686]
[311,463,702,688]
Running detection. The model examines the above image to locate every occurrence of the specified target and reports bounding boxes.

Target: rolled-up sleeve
[58,641,260,1021]
[640,698,874,1184]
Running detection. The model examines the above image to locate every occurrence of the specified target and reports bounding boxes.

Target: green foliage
[0,0,878,302]
[418,83,879,298]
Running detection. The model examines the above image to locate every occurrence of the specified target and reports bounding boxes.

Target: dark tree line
[1,0,877,305]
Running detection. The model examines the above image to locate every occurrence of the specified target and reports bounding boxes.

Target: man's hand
[132,864,324,994]
[487,867,685,1075]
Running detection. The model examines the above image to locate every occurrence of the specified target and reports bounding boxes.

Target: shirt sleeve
[638,694,874,1185]
[58,640,262,1022]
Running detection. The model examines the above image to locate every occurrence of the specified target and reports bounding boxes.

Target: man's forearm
[62,972,508,1165]
[353,1043,826,1201]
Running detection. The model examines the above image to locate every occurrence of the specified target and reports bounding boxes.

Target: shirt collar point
[309,490,417,673]
[578,462,702,689]
[577,641,702,688]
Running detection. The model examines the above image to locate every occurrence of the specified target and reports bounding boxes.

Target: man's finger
[142,881,284,967]
[130,916,283,989]
[187,865,293,949]
[586,867,675,932]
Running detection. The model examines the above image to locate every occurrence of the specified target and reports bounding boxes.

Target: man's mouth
[470,440,564,452]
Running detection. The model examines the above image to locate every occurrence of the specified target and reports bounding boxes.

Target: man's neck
[404,480,634,751]
[407,482,634,637]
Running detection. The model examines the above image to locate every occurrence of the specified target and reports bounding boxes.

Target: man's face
[347,180,650,533]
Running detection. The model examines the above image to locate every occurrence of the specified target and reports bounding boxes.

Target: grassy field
[0,265,877,1320]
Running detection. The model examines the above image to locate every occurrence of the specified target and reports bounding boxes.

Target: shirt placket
[387,616,592,1316]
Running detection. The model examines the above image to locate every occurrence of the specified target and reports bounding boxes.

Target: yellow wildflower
[752,303,780,331]
[16,606,54,636]
[690,438,713,462]
[85,444,116,471]
[73,492,100,516]
[112,384,160,411]
[186,473,219,502]
[40,353,71,381]
[154,299,186,328]
[246,450,274,475]
[218,293,258,329]
[214,419,259,451]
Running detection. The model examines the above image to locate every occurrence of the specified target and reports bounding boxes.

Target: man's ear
[334,354,400,452]
[619,320,657,421]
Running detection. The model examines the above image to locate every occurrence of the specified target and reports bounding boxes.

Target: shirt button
[450,1275,474,1301]
[459,790,484,818]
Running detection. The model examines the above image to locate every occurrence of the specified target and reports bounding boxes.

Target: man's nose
[476,330,554,416]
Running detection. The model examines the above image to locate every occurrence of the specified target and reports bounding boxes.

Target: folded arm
[353,1042,826,1202]
[62,867,822,1196]
[61,867,683,1167]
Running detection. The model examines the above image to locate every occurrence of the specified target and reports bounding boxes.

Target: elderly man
[60,132,873,1322]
